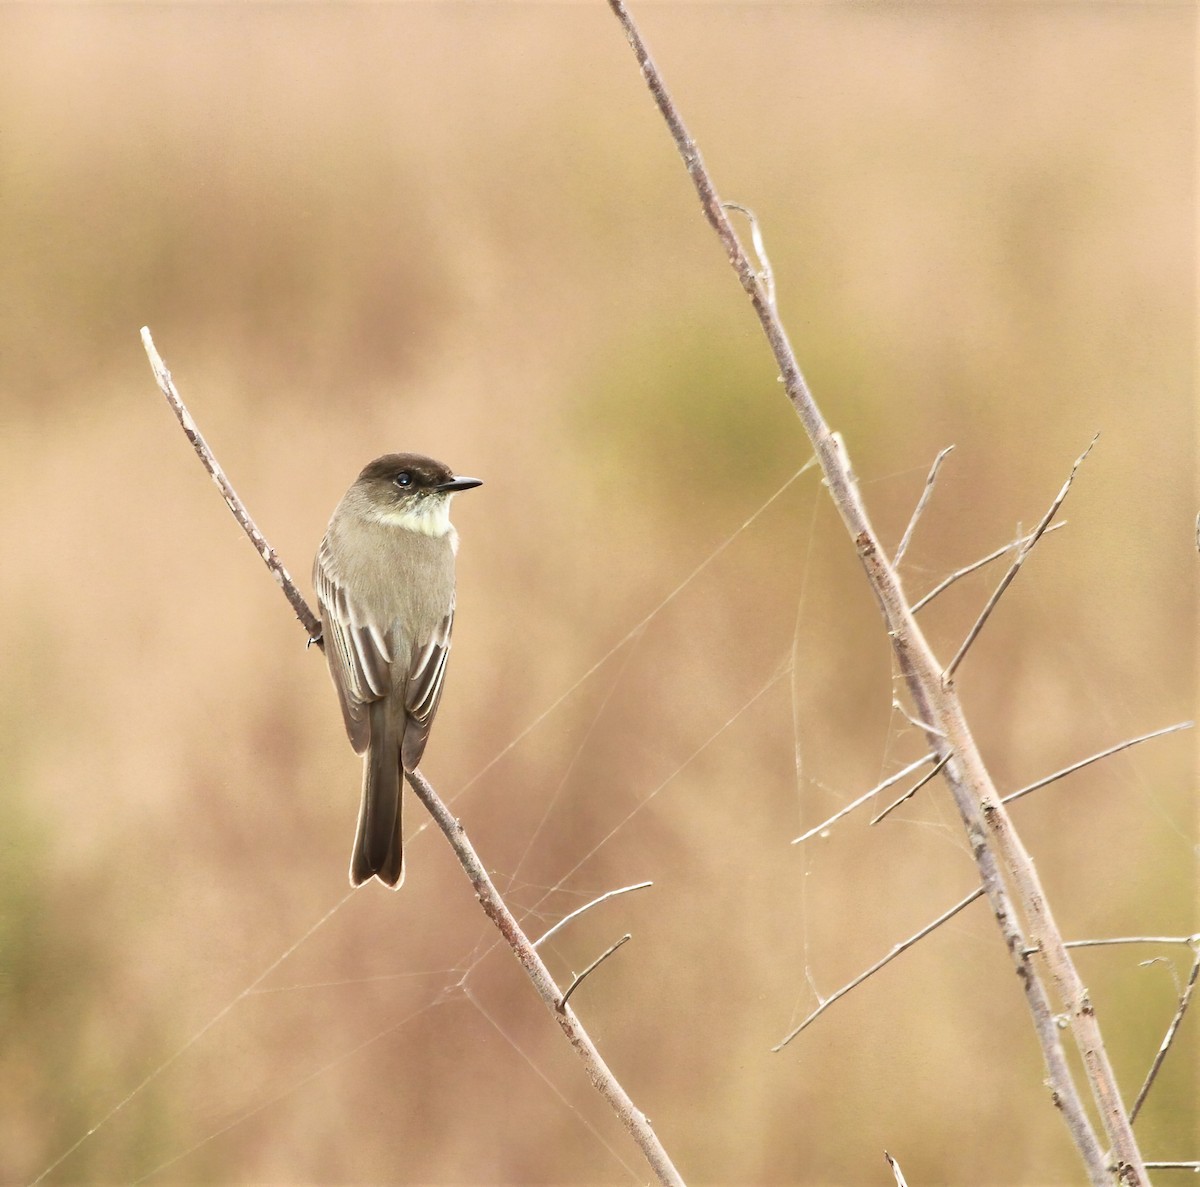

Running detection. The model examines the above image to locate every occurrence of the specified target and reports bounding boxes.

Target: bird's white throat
[371,495,455,539]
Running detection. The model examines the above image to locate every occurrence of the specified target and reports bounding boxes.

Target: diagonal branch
[141,330,686,1187]
[559,934,633,1011]
[1002,721,1193,806]
[534,882,653,950]
[773,887,984,1050]
[869,751,953,826]
[791,753,935,844]
[911,520,1068,613]
[607,3,1143,1182]
[406,769,680,1183]
[943,435,1097,682]
[142,328,322,644]
[894,445,954,567]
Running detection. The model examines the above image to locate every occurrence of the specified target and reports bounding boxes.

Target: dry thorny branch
[783,721,1193,1046]
[606,0,1191,1182]
[137,1,1192,1183]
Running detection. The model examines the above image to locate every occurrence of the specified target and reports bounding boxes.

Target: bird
[313,453,482,888]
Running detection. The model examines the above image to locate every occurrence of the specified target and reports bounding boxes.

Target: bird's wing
[313,535,393,754]
[400,595,455,771]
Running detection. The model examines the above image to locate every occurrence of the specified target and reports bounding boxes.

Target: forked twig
[142,330,686,1187]
[534,882,653,949]
[781,724,1191,1127]
[894,445,954,567]
[911,521,1067,613]
[870,751,953,825]
[791,753,935,844]
[943,436,1098,682]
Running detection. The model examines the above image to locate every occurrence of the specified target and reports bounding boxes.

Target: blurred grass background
[0,3,1194,1184]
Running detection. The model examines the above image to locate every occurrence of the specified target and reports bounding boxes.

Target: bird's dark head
[353,453,482,537]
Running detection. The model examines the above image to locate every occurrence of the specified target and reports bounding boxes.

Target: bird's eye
[393,471,413,488]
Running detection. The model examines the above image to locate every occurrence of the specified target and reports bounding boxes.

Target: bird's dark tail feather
[350,702,404,889]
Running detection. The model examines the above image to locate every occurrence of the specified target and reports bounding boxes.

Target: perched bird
[313,453,482,888]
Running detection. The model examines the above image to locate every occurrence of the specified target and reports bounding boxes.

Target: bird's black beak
[438,476,483,493]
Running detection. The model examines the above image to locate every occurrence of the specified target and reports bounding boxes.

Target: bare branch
[533,882,653,950]
[1002,721,1193,806]
[608,4,1135,1179]
[894,445,954,567]
[1064,935,1200,950]
[1145,1162,1200,1171]
[407,767,681,1182]
[911,521,1068,613]
[143,332,686,1187]
[1129,944,1200,1123]
[559,935,634,1011]
[140,327,322,644]
[791,753,935,844]
[870,751,953,826]
[773,888,984,1051]
[943,436,1098,682]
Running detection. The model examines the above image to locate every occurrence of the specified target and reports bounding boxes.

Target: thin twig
[559,935,633,1011]
[1145,1162,1200,1170]
[943,436,1098,682]
[141,328,322,643]
[892,698,946,738]
[791,753,935,844]
[773,888,984,1050]
[911,521,1068,613]
[1001,722,1193,806]
[1129,944,1200,1123]
[608,5,1133,1180]
[894,445,954,567]
[870,751,953,825]
[142,332,686,1187]
[534,882,653,949]
[1064,935,1199,950]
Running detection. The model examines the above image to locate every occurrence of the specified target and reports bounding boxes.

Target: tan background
[0,4,1194,1184]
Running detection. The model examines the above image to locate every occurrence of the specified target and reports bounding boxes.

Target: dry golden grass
[0,5,1193,1184]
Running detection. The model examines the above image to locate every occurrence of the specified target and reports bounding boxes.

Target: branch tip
[894,444,954,567]
[944,437,1100,681]
[559,934,633,1011]
[533,882,653,950]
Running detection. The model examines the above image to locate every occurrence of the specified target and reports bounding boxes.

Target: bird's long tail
[350,701,404,888]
